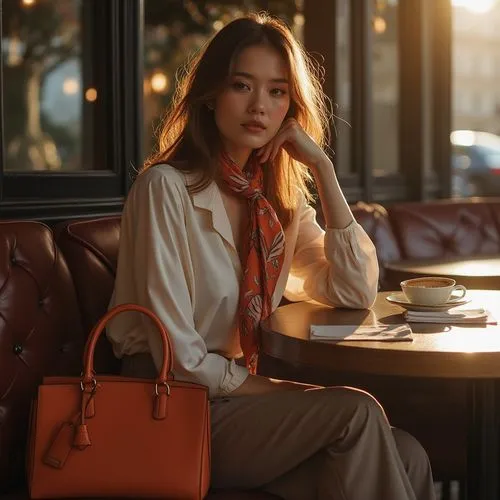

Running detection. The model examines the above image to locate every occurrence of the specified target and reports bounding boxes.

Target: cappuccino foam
[404,278,453,288]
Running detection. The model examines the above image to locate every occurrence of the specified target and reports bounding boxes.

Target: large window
[372,0,399,177]
[142,0,452,205]
[1,0,110,172]
[334,0,351,176]
[0,0,459,222]
[0,0,140,221]
[451,0,500,197]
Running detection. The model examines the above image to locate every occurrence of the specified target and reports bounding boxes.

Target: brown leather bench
[351,197,500,290]
[0,219,277,499]
[3,197,500,498]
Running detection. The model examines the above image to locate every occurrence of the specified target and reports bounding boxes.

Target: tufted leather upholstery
[0,218,277,500]
[0,221,83,492]
[351,202,401,289]
[388,198,500,260]
[55,217,122,374]
[2,198,500,499]
[488,201,500,235]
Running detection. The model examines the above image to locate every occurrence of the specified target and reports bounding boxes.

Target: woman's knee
[392,427,431,473]
[321,386,388,423]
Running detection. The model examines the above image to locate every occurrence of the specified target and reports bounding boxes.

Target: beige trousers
[123,355,435,500]
[210,388,435,500]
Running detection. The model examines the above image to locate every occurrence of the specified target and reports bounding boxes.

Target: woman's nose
[248,92,266,114]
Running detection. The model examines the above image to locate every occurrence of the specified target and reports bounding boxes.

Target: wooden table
[260,290,500,500]
[384,256,500,290]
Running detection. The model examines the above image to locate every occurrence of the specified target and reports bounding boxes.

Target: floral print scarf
[219,152,285,373]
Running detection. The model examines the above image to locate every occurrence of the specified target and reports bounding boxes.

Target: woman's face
[213,44,291,168]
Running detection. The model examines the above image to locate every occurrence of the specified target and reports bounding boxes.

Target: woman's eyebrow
[231,71,289,84]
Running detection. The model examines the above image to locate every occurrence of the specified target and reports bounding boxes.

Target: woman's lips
[242,123,266,133]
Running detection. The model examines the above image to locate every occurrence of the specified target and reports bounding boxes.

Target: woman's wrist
[311,156,354,229]
[309,152,334,177]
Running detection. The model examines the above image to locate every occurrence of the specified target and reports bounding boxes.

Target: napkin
[404,308,497,324]
[310,324,413,341]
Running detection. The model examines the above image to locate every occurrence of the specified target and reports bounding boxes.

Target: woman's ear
[206,101,215,111]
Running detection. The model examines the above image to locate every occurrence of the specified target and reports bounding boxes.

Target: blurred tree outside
[2,0,80,171]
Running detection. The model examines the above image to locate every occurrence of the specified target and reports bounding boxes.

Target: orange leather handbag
[27,303,211,499]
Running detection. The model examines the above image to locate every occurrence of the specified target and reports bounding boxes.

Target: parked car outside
[451,129,500,197]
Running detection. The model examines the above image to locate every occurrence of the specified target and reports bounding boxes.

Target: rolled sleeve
[286,201,379,309]
[220,360,249,396]
[323,221,379,308]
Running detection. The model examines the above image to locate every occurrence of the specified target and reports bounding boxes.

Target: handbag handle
[82,303,174,385]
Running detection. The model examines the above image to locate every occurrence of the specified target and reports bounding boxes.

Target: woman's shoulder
[121,165,194,218]
[130,163,195,199]
[136,163,188,186]
[128,163,215,214]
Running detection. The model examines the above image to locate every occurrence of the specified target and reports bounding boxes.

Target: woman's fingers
[257,138,276,163]
[257,118,325,169]
[257,118,296,163]
[268,121,299,162]
[257,142,273,163]
[260,129,288,163]
[269,130,290,162]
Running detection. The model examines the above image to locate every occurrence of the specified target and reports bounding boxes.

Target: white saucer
[386,291,471,312]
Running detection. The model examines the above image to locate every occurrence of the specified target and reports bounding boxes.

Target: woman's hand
[258,118,355,229]
[257,117,354,229]
[256,117,329,172]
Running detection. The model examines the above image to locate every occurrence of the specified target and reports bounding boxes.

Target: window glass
[452,0,500,197]
[2,0,102,172]
[334,0,351,175]
[372,0,399,176]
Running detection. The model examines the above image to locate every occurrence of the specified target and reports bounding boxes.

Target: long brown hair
[143,12,330,228]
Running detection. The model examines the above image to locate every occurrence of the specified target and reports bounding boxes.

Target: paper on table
[310,324,413,341]
[404,308,497,324]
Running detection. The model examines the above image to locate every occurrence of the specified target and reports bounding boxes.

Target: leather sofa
[2,196,500,499]
[350,197,500,291]
[0,219,277,499]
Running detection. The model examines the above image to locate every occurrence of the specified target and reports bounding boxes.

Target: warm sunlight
[434,327,500,353]
[452,0,497,13]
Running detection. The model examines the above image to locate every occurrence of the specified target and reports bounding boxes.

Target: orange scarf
[219,152,285,373]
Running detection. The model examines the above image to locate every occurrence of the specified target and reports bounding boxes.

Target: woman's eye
[232,81,250,91]
[271,88,287,97]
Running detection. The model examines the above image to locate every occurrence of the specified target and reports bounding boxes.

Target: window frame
[0,0,142,221]
[304,0,452,204]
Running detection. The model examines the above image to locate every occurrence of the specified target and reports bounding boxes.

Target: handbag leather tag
[73,424,92,449]
[153,392,168,420]
[43,421,75,469]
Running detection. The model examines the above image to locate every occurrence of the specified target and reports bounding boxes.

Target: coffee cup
[400,277,467,306]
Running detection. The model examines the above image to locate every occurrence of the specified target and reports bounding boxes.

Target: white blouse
[107,164,379,398]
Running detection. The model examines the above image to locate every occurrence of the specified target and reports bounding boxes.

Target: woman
[108,13,435,500]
